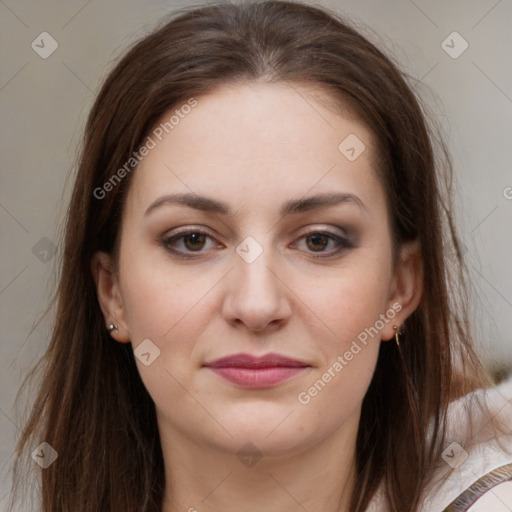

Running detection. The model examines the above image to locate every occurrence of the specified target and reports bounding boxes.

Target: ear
[91,251,130,343]
[381,240,423,341]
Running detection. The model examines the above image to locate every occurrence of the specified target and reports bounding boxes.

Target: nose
[221,245,292,332]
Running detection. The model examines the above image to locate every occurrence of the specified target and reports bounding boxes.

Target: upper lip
[203,352,310,369]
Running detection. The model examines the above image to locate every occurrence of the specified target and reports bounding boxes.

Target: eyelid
[162,225,215,238]
[298,225,350,239]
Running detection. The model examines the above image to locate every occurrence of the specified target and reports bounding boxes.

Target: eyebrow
[144,191,366,217]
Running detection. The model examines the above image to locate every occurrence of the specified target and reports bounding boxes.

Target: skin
[92,81,422,512]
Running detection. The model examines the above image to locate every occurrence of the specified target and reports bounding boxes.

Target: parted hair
[10,2,501,511]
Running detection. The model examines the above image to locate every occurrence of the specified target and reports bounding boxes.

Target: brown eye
[183,232,207,251]
[160,228,221,257]
[292,229,355,258]
[306,233,330,252]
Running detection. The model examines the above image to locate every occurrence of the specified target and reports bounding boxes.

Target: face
[93,81,420,458]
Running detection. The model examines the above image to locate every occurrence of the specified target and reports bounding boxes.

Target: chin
[204,404,324,455]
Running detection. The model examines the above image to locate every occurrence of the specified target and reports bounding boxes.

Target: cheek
[120,264,211,411]
[118,249,221,387]
[296,347,378,449]
[287,260,390,417]
[295,280,384,432]
[118,247,202,340]
[295,255,391,400]
[307,260,392,345]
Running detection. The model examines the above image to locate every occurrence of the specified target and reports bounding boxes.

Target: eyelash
[159,227,354,259]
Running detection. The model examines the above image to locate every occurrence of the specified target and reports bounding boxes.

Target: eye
[292,229,354,257]
[160,228,222,256]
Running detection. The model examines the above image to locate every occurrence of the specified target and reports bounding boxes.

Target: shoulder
[365,376,512,512]
[441,463,512,511]
[465,480,512,511]
[422,375,512,511]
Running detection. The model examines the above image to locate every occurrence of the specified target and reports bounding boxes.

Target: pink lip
[203,353,310,388]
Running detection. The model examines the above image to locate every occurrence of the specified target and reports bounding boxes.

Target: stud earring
[107,323,118,333]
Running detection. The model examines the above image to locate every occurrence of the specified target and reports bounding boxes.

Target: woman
[9,1,512,511]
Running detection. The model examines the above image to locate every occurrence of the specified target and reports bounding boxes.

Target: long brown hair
[9,1,502,511]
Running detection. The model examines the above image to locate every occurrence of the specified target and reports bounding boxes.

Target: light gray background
[1,0,511,507]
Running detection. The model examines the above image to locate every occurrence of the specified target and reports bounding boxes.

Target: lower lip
[206,366,308,388]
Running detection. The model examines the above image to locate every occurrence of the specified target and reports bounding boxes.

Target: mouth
[203,353,311,388]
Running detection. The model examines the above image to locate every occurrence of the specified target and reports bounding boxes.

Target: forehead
[125,81,382,216]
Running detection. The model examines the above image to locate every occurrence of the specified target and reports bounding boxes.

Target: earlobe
[91,251,131,343]
[382,240,423,341]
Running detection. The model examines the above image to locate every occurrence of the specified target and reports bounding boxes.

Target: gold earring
[393,325,401,347]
